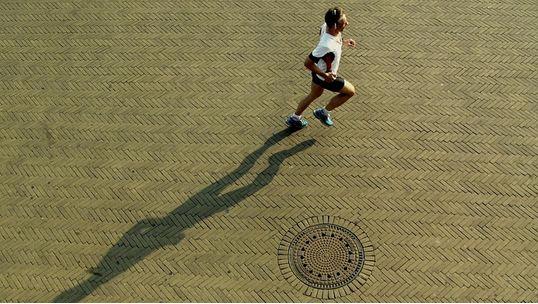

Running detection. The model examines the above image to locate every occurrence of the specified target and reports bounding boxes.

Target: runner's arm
[304,54,335,80]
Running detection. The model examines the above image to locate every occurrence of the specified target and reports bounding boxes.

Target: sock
[292,114,302,119]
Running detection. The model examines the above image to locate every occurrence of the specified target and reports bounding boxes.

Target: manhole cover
[278,216,374,299]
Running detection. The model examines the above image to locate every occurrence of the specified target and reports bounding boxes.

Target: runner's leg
[294,82,324,115]
[325,80,355,111]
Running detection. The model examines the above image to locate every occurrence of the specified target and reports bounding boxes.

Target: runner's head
[325,7,348,32]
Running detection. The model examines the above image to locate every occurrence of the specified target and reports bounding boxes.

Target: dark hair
[325,7,343,28]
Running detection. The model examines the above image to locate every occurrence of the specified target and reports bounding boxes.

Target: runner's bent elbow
[304,56,314,69]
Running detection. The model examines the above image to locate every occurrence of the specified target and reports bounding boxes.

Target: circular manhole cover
[278,216,374,299]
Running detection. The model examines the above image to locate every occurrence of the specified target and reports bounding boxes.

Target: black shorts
[312,72,345,92]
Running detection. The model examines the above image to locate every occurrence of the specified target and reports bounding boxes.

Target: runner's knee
[341,83,355,97]
[310,87,324,98]
[312,91,323,98]
[347,84,356,97]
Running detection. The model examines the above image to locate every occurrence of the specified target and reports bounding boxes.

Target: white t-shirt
[310,23,343,80]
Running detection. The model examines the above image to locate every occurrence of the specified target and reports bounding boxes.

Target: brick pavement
[0,0,536,302]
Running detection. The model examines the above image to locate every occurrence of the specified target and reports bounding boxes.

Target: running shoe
[313,108,334,126]
[285,115,308,129]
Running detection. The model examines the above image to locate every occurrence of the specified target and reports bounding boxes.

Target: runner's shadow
[54,128,314,302]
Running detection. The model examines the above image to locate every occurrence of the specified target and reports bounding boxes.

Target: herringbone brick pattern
[0,0,536,302]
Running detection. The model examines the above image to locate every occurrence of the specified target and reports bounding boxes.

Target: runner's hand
[344,38,356,48]
[324,72,337,83]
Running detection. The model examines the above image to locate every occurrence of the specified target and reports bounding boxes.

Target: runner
[286,7,356,128]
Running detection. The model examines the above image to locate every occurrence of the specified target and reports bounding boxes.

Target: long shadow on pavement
[54,128,315,302]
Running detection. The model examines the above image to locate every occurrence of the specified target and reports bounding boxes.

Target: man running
[286,7,356,128]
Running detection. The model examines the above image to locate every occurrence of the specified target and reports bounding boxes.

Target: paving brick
[0,0,536,301]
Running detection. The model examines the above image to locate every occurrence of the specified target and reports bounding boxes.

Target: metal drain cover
[278,216,374,299]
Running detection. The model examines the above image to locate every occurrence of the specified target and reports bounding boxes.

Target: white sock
[292,114,302,119]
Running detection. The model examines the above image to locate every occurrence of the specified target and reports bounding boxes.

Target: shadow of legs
[54,131,315,302]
